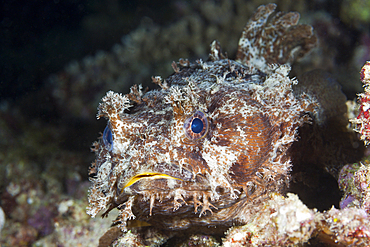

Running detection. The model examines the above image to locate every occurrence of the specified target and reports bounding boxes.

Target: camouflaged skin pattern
[87,3,317,231]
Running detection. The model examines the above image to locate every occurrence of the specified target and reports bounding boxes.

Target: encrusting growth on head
[236,3,316,74]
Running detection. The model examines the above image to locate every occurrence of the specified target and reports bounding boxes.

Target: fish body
[87,3,318,233]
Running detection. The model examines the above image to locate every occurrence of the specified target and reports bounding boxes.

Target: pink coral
[352,61,370,144]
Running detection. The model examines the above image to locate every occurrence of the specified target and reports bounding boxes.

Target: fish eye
[103,123,113,151]
[183,111,208,140]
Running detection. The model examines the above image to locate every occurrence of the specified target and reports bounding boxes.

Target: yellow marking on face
[123,172,183,190]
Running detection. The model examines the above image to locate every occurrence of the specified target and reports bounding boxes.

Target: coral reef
[316,207,370,246]
[3,1,370,246]
[223,193,370,246]
[32,198,116,247]
[223,193,315,246]
[338,160,370,213]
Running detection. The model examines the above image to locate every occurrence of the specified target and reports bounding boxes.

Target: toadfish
[87,3,320,238]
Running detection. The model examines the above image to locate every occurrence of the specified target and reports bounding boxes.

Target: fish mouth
[120,168,220,218]
[123,172,183,191]
[121,172,218,218]
[120,171,241,221]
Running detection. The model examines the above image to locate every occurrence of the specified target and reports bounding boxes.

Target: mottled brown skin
[131,76,277,229]
[87,3,319,243]
[88,61,315,233]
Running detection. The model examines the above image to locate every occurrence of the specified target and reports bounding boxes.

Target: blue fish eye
[103,124,113,151]
[183,111,208,140]
[191,118,203,133]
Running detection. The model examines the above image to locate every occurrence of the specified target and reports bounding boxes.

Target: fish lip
[122,172,184,191]
[122,163,196,191]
